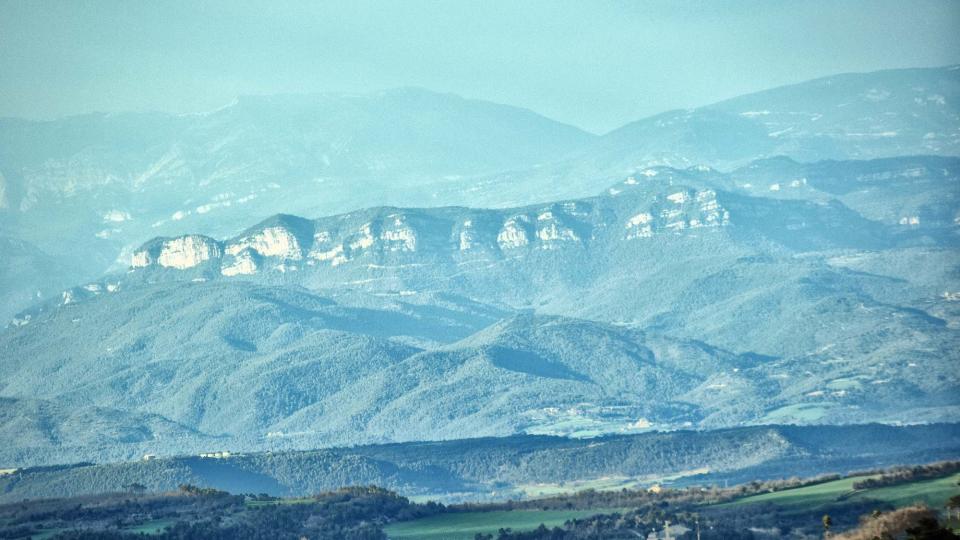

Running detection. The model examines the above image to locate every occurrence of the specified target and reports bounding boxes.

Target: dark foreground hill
[1,423,957,504]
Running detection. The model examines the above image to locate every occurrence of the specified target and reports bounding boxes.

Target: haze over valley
[1,3,959,538]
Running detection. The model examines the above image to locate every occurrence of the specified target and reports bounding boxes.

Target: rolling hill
[1,424,957,503]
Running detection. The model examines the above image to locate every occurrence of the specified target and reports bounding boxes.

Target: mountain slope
[0,88,595,318]
[2,278,956,464]
[107,156,959,359]
[2,424,958,501]
[2,67,957,318]
[0,281,515,462]
[0,237,80,322]
[443,65,960,205]
[0,285,743,458]
[612,65,959,163]
[274,313,745,443]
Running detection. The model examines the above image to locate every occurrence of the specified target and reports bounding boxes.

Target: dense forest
[852,461,960,490]
[3,424,958,504]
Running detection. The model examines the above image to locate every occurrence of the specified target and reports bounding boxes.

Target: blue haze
[0,0,958,132]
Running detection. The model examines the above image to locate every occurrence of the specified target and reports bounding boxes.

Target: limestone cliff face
[226,226,304,260]
[496,216,532,250]
[624,185,729,239]
[131,235,222,270]
[125,174,739,280]
[221,249,259,277]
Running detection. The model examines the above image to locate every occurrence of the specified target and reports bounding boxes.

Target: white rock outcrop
[226,226,302,260]
[131,250,152,268]
[497,217,530,249]
[221,250,258,276]
[626,189,729,240]
[535,212,579,247]
[157,236,222,269]
[625,212,653,239]
[381,216,417,251]
[459,220,476,251]
[349,224,376,251]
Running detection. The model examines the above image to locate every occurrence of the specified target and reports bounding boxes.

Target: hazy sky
[1,0,959,133]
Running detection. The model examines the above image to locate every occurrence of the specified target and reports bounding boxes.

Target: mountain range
[0,65,958,469]
[1,65,958,321]
[2,159,957,464]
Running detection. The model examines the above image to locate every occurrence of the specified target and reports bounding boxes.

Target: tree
[905,516,960,539]
[123,482,146,494]
[947,494,960,521]
[822,514,833,539]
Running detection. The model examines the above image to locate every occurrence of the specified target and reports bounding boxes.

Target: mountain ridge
[2,423,958,502]
[1,65,957,320]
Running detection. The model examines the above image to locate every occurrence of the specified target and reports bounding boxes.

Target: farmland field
[384,509,620,540]
[724,472,960,510]
[387,472,960,539]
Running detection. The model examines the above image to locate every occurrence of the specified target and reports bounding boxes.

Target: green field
[724,472,960,510]
[514,468,709,498]
[387,473,960,539]
[384,509,620,540]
